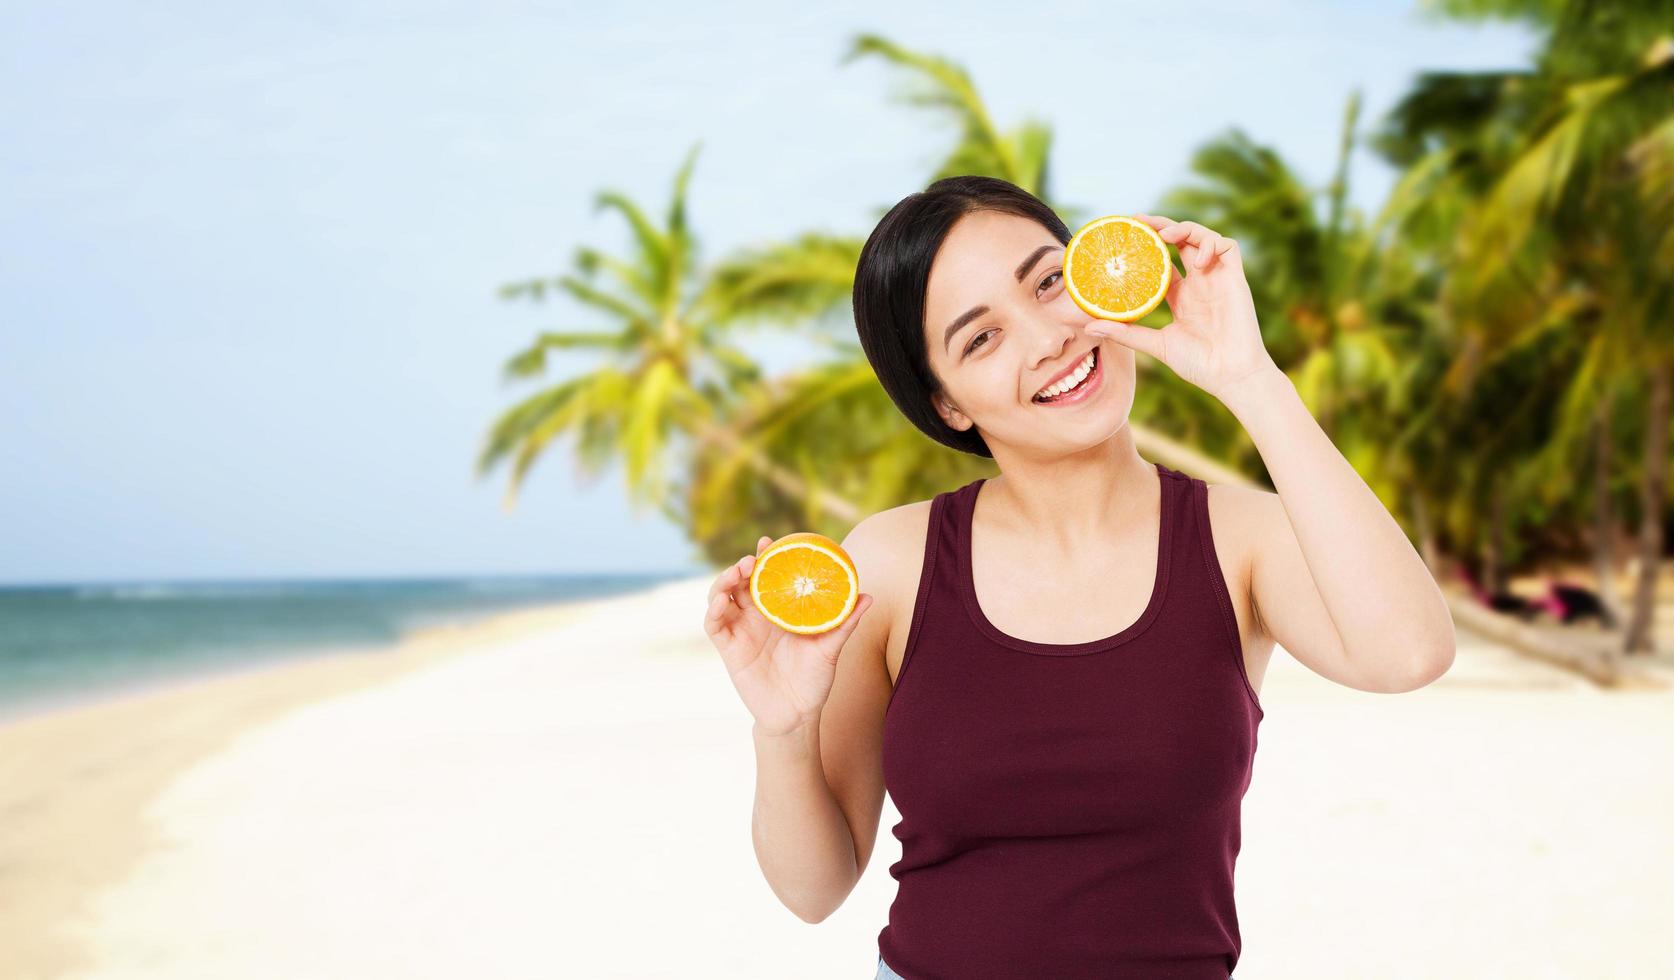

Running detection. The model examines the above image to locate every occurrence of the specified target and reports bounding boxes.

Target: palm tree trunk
[1129,427,1255,489]
[689,415,862,524]
[1590,396,1624,629]
[690,412,1259,532]
[1482,480,1506,595]
[1413,489,1439,577]
[1624,358,1668,655]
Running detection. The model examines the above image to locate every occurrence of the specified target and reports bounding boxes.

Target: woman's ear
[933,393,970,432]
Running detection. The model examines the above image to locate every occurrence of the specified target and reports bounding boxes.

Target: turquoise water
[0,572,689,722]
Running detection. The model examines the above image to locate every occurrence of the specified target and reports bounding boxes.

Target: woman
[703,176,1455,979]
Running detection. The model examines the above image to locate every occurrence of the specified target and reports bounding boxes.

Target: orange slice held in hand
[1063,215,1172,323]
[749,532,860,635]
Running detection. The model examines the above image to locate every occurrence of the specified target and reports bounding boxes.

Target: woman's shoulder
[845,497,936,571]
[1196,478,1274,618]
[1198,479,1275,555]
[842,497,939,620]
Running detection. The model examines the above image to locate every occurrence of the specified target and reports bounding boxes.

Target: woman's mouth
[1031,347,1102,407]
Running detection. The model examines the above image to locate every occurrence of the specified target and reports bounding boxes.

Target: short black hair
[852,175,1072,458]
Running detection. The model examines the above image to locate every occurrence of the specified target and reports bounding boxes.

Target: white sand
[27,575,1674,979]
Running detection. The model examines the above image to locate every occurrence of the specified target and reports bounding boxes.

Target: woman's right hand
[703,535,875,738]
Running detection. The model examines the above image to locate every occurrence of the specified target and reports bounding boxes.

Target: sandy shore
[4,573,1672,979]
[0,599,600,980]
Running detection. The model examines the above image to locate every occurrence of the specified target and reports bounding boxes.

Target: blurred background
[2,1,1671,977]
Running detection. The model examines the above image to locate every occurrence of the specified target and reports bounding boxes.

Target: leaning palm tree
[683,344,996,563]
[476,141,858,528]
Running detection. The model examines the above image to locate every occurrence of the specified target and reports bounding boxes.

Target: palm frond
[501,368,632,509]
[575,247,658,306]
[1465,60,1674,295]
[499,330,628,382]
[592,190,671,297]
[555,274,651,325]
[697,232,862,328]
[621,358,679,491]
[475,373,592,479]
[841,33,1016,183]
[664,141,704,307]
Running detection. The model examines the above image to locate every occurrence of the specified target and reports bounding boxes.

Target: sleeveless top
[877,462,1264,980]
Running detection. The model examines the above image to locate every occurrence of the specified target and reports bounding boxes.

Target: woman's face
[922,209,1136,455]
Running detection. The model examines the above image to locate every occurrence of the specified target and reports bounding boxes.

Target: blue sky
[0,1,1538,585]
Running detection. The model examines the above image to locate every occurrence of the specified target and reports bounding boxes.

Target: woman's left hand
[1085,213,1279,404]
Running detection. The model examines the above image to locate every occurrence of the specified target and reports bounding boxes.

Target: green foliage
[481,18,1674,590]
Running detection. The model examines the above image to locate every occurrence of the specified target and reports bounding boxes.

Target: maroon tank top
[878,462,1264,980]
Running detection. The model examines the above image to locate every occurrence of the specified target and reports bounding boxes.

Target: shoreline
[0,638,425,729]
[0,573,689,727]
[0,584,671,980]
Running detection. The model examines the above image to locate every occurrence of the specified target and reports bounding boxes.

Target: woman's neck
[981,433,1158,555]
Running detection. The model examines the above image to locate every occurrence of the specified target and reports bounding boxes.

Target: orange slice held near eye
[749,532,860,635]
[1063,215,1173,323]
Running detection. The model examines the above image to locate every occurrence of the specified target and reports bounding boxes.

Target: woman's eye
[963,273,1062,357]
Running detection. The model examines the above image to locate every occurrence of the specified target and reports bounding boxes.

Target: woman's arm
[1086,214,1456,690]
[751,720,859,922]
[1219,366,1456,691]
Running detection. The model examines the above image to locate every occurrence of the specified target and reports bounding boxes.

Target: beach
[4,573,1673,979]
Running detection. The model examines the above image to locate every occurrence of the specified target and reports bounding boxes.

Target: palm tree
[476,141,859,530]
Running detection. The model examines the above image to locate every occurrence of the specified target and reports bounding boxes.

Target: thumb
[839,594,872,632]
[819,594,872,656]
[1087,322,1164,361]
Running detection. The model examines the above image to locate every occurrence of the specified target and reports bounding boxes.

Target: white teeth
[1034,350,1096,401]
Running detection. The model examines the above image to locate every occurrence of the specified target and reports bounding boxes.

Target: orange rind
[1063,215,1172,322]
[748,532,860,635]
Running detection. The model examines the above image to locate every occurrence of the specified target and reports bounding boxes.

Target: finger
[1154,223,1191,264]
[1156,221,1219,265]
[1135,215,1212,270]
[1165,261,1186,307]
[731,557,754,606]
[1165,221,1218,271]
[1086,320,1166,360]
[831,594,873,640]
[710,554,757,607]
[1196,234,1221,270]
[707,566,734,605]
[1214,236,1241,268]
[704,589,734,634]
[709,554,746,596]
[757,536,771,554]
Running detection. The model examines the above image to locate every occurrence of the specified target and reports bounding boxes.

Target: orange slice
[1063,215,1172,322]
[748,532,859,635]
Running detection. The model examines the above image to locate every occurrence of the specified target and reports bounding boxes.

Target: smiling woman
[853,174,1150,470]
[750,169,1451,980]
[838,175,1269,979]
[850,175,1078,458]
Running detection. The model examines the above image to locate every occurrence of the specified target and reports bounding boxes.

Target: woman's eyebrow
[1013,243,1061,282]
[942,244,1065,353]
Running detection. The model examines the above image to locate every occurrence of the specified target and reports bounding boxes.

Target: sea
[0,571,693,723]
